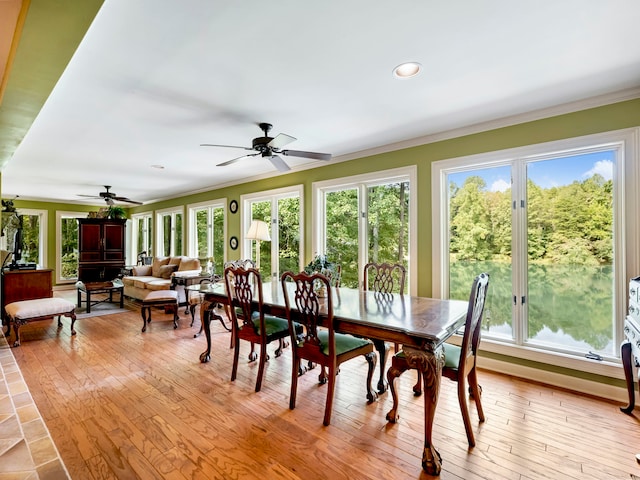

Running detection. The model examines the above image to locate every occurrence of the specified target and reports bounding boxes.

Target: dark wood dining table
[186,281,468,476]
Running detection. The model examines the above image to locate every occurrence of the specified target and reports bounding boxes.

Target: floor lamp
[246,220,271,271]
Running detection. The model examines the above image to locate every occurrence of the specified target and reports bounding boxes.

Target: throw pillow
[178,258,200,271]
[151,256,170,277]
[158,264,178,279]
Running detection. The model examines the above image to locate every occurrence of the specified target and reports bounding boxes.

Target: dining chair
[386,272,490,447]
[281,270,377,426]
[363,262,406,391]
[363,262,406,296]
[224,264,297,392]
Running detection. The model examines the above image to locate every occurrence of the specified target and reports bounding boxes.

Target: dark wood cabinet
[1,268,53,327]
[77,218,126,282]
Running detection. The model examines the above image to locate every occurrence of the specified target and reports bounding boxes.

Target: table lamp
[246,220,271,271]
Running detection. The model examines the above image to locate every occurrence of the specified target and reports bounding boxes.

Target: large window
[313,167,416,292]
[156,208,183,257]
[188,200,225,275]
[3,208,47,267]
[432,128,639,370]
[131,212,153,259]
[56,211,80,283]
[241,186,303,282]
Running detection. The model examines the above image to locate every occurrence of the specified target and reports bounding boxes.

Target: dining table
[186,281,468,476]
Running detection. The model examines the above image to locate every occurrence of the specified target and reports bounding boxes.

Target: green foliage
[107,206,126,219]
[449,174,613,265]
[304,254,334,274]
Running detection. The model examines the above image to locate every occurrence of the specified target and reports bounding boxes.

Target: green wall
[130,97,640,297]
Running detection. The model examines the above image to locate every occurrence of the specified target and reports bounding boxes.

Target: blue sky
[450,150,615,192]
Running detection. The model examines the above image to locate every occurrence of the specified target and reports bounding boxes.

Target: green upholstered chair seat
[234,307,259,319]
[304,330,372,356]
[396,343,460,370]
[253,314,288,336]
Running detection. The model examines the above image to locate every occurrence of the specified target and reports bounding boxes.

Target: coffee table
[76,279,124,313]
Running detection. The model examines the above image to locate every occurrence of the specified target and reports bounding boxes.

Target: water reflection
[450,261,614,354]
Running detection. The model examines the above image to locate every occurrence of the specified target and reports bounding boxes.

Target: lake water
[450,260,615,356]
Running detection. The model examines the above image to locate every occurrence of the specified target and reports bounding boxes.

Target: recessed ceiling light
[393,62,422,79]
[151,164,165,169]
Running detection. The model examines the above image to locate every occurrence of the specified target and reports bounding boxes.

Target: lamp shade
[246,220,271,242]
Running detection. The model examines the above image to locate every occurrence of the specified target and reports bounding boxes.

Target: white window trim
[186,198,227,259]
[431,127,640,380]
[240,185,304,275]
[15,208,47,269]
[130,211,153,260]
[155,206,184,257]
[55,211,80,284]
[312,166,417,295]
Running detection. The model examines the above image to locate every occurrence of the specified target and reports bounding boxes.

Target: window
[156,208,183,257]
[131,212,153,259]
[187,200,225,275]
[432,128,640,370]
[4,208,47,267]
[313,167,416,292]
[241,186,303,282]
[56,212,80,283]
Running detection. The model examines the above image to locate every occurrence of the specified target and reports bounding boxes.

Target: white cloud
[584,159,613,181]
[490,179,510,192]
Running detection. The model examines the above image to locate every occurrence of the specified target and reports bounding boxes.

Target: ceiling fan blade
[113,196,143,205]
[267,155,291,172]
[281,149,332,161]
[268,133,296,149]
[216,153,259,167]
[200,143,254,151]
[78,194,102,199]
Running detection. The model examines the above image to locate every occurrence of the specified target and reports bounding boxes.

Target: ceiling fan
[78,186,142,205]
[201,122,332,172]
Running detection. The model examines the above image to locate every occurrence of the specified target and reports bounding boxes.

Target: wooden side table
[76,279,124,313]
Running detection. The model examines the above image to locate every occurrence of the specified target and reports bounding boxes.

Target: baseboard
[478,356,631,405]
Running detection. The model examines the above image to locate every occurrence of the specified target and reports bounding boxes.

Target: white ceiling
[3,0,640,206]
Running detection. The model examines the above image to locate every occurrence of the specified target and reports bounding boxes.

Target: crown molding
[335,87,640,163]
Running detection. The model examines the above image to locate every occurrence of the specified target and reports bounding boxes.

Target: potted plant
[107,206,126,219]
[304,254,336,297]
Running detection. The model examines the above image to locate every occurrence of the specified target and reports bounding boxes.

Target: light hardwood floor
[6,299,640,480]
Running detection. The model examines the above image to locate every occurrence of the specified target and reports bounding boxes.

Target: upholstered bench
[4,298,76,347]
[140,290,179,332]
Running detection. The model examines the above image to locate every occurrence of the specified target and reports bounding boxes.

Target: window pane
[175,213,183,255]
[20,214,40,265]
[278,197,300,276]
[326,189,359,288]
[147,218,153,255]
[213,207,224,275]
[60,218,78,280]
[196,209,208,259]
[448,166,513,338]
[251,201,271,281]
[136,218,145,254]
[526,151,615,355]
[163,215,171,256]
[367,182,409,292]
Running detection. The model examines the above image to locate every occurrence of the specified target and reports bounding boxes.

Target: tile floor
[0,332,70,479]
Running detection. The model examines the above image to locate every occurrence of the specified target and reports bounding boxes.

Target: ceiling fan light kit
[201,122,332,171]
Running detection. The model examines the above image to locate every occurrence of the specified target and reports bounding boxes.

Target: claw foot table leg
[199,300,214,363]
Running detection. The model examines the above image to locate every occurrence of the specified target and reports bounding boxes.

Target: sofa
[122,256,201,304]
